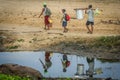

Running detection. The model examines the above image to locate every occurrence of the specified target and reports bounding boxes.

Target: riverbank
[0,27,120,60]
[0,73,107,80]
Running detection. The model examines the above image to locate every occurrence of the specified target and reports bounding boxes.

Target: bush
[91,36,120,48]
[0,74,31,80]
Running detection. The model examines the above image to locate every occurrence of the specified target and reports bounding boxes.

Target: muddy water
[0,51,120,79]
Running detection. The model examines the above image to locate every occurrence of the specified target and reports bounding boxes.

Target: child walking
[61,9,69,33]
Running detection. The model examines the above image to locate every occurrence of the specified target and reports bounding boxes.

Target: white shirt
[62,12,67,22]
[43,8,47,16]
[87,9,94,22]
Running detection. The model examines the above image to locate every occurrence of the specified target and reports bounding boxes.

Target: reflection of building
[86,57,94,77]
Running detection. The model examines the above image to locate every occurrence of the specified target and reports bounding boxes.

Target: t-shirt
[62,13,67,22]
[43,7,51,16]
[87,9,94,22]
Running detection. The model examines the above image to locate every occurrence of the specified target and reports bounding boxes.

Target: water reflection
[86,57,95,77]
[61,54,71,72]
[0,51,120,79]
[39,51,52,73]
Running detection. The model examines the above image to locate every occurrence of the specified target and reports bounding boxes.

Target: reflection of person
[38,3,52,30]
[61,54,70,72]
[39,51,52,73]
[85,5,94,34]
[44,52,52,72]
[86,57,94,77]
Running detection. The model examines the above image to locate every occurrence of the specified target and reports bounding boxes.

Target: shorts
[86,21,94,25]
[62,21,67,27]
[44,16,50,25]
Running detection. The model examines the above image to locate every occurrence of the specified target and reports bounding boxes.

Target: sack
[48,18,52,23]
[45,8,52,16]
[94,8,101,16]
[66,61,70,67]
[65,14,70,21]
[48,18,52,27]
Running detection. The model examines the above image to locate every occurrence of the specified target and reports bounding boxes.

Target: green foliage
[7,45,19,49]
[66,78,71,80]
[0,74,31,80]
[91,36,120,48]
[17,39,24,42]
[32,37,37,41]
[40,78,72,80]
[29,41,32,43]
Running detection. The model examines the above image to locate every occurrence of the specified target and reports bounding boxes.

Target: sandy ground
[0,0,120,59]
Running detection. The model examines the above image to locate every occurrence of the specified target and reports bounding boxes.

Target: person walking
[61,9,69,33]
[85,5,94,34]
[39,3,52,30]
